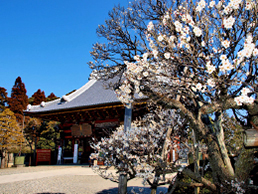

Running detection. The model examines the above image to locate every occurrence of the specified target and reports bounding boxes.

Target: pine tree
[24,118,59,154]
[0,109,24,168]
[8,77,28,123]
[37,121,59,151]
[23,117,41,165]
[31,89,46,105]
[0,87,8,112]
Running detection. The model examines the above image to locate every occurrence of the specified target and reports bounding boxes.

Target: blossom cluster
[91,108,188,183]
[115,78,134,106]
[224,179,245,194]
[234,87,254,106]
[113,0,257,109]
[89,0,258,192]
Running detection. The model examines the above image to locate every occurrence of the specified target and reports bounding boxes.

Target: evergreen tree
[0,87,8,112]
[24,118,59,152]
[31,89,46,105]
[46,92,58,102]
[28,96,35,105]
[8,76,28,123]
[0,109,24,168]
[23,117,41,162]
[37,121,59,151]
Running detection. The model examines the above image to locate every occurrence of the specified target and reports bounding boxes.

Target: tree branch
[181,168,217,192]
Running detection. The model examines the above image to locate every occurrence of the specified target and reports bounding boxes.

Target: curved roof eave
[24,77,147,116]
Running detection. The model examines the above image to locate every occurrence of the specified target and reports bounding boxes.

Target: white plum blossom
[253,48,258,56]
[209,1,215,7]
[237,35,256,58]
[223,16,235,29]
[164,13,170,19]
[196,0,206,12]
[134,55,140,61]
[229,0,242,10]
[241,87,251,96]
[223,6,232,14]
[220,54,227,61]
[222,40,230,48]
[152,50,159,58]
[147,21,154,31]
[246,34,253,44]
[246,1,254,10]
[207,78,216,88]
[217,1,222,8]
[183,14,195,25]
[169,35,176,43]
[91,108,188,185]
[196,83,203,90]
[143,71,149,77]
[221,59,234,72]
[225,179,245,194]
[164,52,171,59]
[91,0,257,191]
[174,21,183,32]
[206,61,216,74]
[234,88,254,106]
[125,87,131,94]
[158,35,164,42]
[193,26,202,37]
[143,53,149,61]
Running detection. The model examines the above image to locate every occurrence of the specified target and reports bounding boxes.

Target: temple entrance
[59,119,121,164]
[78,138,93,164]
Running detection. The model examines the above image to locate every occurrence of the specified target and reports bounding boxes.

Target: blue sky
[0,0,129,98]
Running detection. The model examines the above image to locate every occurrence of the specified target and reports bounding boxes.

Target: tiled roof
[24,78,125,114]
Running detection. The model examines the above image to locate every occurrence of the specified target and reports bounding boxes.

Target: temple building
[24,78,147,164]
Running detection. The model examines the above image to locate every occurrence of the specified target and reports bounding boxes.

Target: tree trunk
[1,149,6,169]
[150,186,157,194]
[204,112,234,185]
[118,172,127,194]
[162,127,173,161]
[167,178,178,194]
[150,174,160,194]
[235,147,255,182]
[214,112,234,177]
[207,134,234,182]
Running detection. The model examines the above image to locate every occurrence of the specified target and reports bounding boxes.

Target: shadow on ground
[96,186,167,194]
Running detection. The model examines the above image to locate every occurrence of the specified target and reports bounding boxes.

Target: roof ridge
[65,79,97,102]
[27,97,60,110]
[27,80,97,111]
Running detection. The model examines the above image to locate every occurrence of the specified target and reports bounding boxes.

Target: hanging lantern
[243,129,258,147]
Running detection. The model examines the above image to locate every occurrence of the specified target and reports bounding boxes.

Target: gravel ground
[0,166,168,194]
[0,166,78,176]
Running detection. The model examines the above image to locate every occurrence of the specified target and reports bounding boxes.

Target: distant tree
[24,118,59,152]
[0,109,24,168]
[0,87,8,112]
[31,89,46,105]
[24,117,41,154]
[37,121,59,151]
[46,92,59,102]
[8,76,28,123]
[28,96,35,105]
